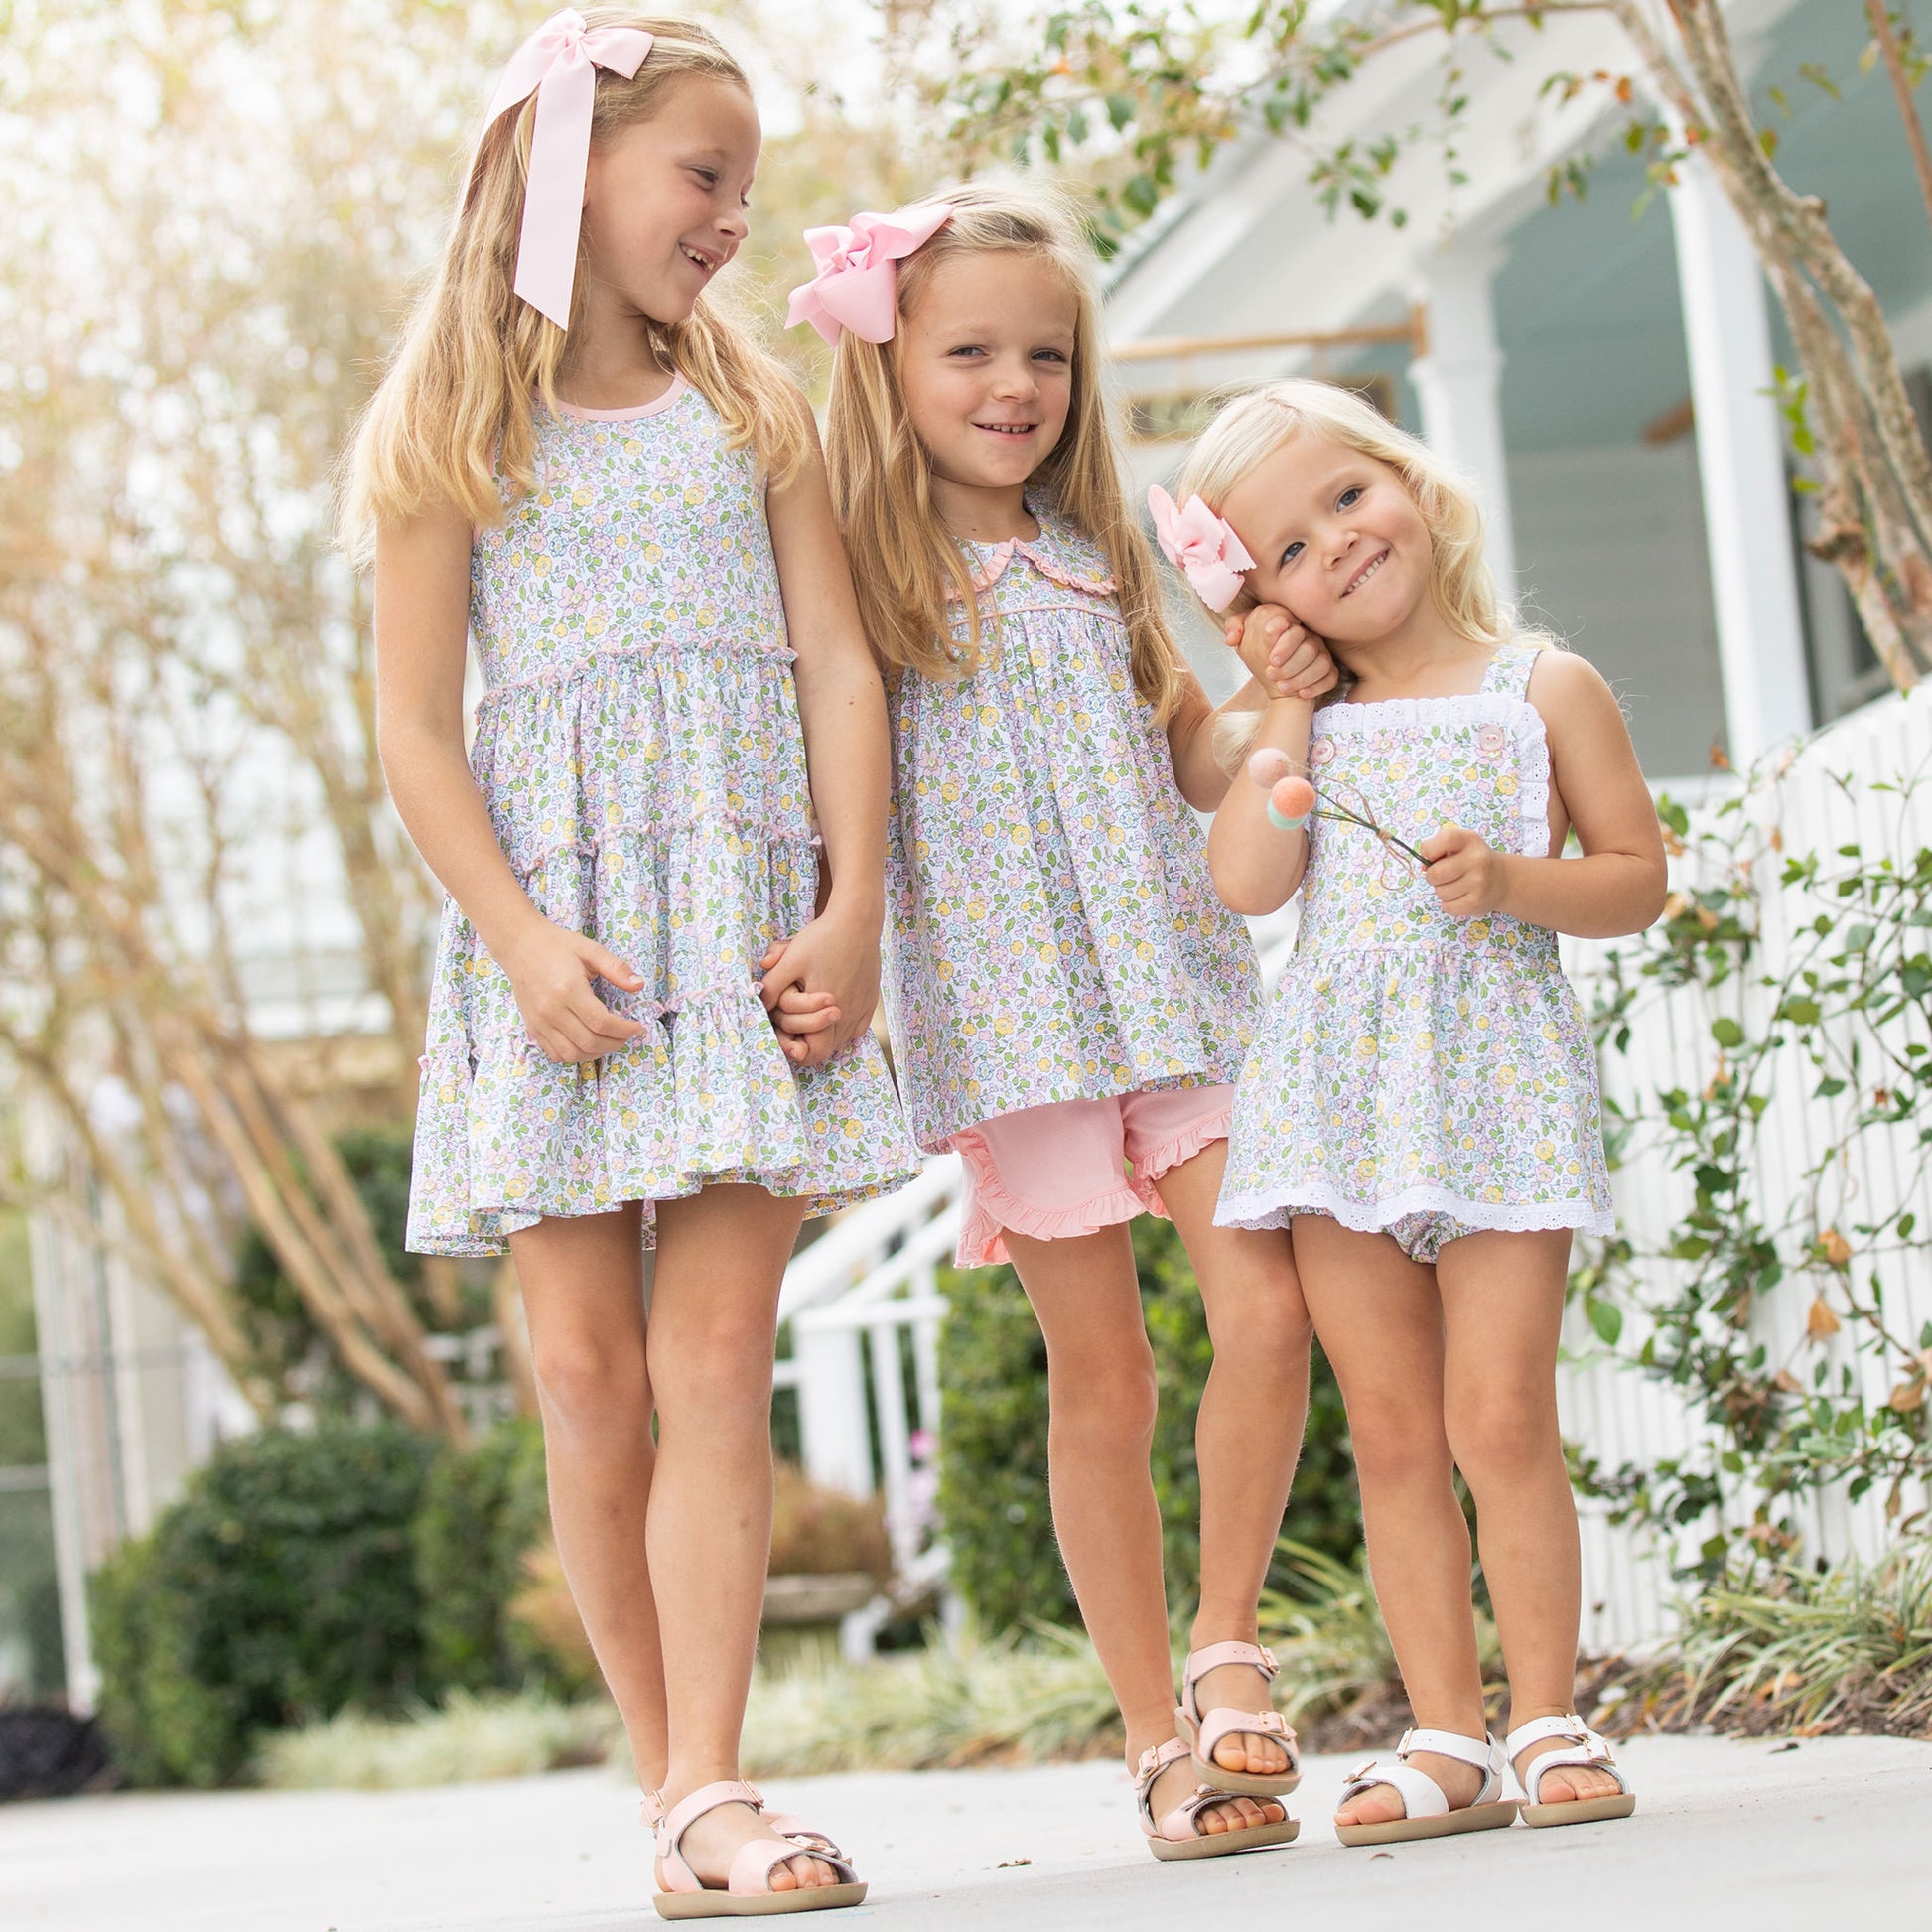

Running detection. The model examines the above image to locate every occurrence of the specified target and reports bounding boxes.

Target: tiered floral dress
[1216,642,1616,1244]
[405,379,921,1257]
[883,503,1259,1151]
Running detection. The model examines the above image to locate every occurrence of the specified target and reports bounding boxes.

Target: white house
[1105,0,1917,778]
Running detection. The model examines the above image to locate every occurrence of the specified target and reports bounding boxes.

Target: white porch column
[1411,239,1518,605]
[1668,156,1812,761]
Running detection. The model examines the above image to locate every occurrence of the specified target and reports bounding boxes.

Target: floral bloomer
[1216,642,1616,1254]
[405,379,921,1256]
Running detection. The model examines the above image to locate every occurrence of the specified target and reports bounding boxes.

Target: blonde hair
[342,10,806,556]
[1173,377,1548,763]
[823,180,1185,722]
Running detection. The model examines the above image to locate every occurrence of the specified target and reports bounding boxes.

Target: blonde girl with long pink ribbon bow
[802,180,1338,1863]
[343,9,921,1918]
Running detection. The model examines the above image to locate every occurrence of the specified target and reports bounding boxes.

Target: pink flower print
[1310,738,1337,767]
[1477,724,1508,758]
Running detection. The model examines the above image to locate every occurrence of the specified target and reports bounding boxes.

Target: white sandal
[1504,1714,1636,1827]
[1174,1640,1302,1797]
[1136,1735,1301,1862]
[1334,1727,1518,1847]
[652,1780,867,1918]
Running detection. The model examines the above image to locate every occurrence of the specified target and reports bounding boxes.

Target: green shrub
[231,1127,493,1417]
[412,1417,554,1693]
[938,1215,1358,1633]
[90,1422,440,1787]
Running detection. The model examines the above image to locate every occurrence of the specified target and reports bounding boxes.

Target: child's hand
[498,919,648,1064]
[1222,604,1337,701]
[1419,822,1509,918]
[759,906,883,1068]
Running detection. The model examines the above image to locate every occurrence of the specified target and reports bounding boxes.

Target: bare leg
[1290,1215,1489,1828]
[1157,1144,1311,1782]
[1438,1229,1621,1805]
[641,1184,841,1893]
[511,1204,667,1785]
[1004,1222,1281,1838]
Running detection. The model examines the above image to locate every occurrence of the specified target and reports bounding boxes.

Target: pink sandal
[1175,1640,1302,1798]
[1136,1735,1301,1862]
[652,1780,867,1919]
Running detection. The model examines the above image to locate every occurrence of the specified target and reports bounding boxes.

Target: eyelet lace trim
[1216,1179,1615,1239]
[1315,690,1552,861]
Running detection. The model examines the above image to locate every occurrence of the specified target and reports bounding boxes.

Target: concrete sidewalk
[2,1735,1927,1931]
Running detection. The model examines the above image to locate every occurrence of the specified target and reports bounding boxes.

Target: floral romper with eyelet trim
[1214,641,1616,1263]
[404,379,922,1257]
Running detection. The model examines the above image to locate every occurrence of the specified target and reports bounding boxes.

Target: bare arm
[374,503,644,1063]
[1206,695,1317,915]
[758,400,894,1061]
[1167,613,1338,810]
[1420,650,1667,939]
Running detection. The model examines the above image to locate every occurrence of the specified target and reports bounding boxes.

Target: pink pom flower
[1247,747,1294,789]
[1270,775,1316,825]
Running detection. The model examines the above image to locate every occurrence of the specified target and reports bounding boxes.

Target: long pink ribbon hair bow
[1148,485,1256,611]
[786,203,956,345]
[487,9,655,329]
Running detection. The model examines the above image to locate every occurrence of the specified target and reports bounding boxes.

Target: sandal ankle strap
[1396,1726,1498,1771]
[1134,1735,1193,1790]
[1183,1640,1279,1687]
[656,1778,764,1856]
[1504,1713,1596,1755]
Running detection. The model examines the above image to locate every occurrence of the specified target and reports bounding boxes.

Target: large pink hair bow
[786,204,955,345]
[1148,486,1256,611]
[487,9,655,329]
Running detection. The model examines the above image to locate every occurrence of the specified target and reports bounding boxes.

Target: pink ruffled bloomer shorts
[950,1084,1235,1269]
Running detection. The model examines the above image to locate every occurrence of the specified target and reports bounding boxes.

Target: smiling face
[896,250,1079,531]
[1221,431,1436,652]
[578,75,760,328]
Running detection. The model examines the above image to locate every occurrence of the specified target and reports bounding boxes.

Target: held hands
[1419,822,1509,918]
[1223,604,1339,702]
[759,903,883,1068]
[500,919,647,1064]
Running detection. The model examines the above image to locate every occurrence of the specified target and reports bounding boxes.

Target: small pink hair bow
[786,204,955,345]
[487,9,655,329]
[1148,486,1256,611]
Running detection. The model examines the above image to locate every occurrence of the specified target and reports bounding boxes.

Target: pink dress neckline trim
[554,375,687,422]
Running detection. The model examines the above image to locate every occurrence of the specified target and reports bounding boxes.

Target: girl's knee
[1049,1342,1159,1447]
[1344,1393,1453,1489]
[1445,1399,1563,1489]
[532,1330,650,1433]
[647,1319,780,1430]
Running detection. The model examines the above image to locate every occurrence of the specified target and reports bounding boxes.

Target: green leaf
[1712,1017,1746,1049]
[1106,93,1135,132]
[1586,1295,1624,1346]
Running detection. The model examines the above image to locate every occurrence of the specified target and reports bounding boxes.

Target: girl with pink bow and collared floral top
[1168,377,1662,1849]
[344,10,922,1918]
[794,179,1336,1862]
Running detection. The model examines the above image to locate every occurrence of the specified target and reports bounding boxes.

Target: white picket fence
[780,689,1932,1658]
[1562,684,1932,1647]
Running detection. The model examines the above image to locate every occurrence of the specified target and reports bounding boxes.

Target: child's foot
[1146,1748,1288,1837]
[1505,1714,1634,1822]
[1191,1655,1294,1783]
[1333,1750,1483,1831]
[660,1794,841,1895]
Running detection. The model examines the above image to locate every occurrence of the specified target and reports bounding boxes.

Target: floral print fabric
[1216,642,1616,1240]
[406,381,921,1257]
[883,504,1260,1151]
